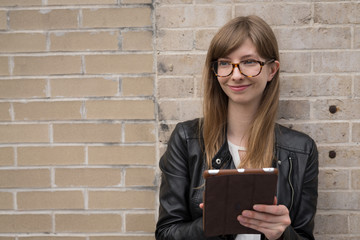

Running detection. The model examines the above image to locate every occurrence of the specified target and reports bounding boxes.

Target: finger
[199,203,204,209]
[253,204,289,216]
[273,196,277,205]
[240,210,286,224]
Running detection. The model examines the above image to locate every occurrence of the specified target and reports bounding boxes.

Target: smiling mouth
[228,84,251,91]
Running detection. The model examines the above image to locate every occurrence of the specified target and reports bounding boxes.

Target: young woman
[155,15,318,240]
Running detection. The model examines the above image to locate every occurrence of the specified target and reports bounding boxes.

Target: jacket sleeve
[282,139,319,240]
[155,123,208,240]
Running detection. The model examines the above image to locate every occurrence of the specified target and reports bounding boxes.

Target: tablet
[203,168,278,237]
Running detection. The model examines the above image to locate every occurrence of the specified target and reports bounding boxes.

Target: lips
[228,84,251,91]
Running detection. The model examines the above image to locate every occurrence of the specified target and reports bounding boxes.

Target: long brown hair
[202,15,280,169]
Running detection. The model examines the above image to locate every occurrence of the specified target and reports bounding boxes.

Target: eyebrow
[218,53,261,61]
[218,54,261,62]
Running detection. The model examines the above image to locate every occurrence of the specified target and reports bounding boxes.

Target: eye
[242,59,258,65]
[218,61,231,66]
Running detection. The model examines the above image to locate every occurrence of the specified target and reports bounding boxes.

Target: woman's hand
[237,197,291,240]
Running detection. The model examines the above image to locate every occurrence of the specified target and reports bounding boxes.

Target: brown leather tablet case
[203,168,278,237]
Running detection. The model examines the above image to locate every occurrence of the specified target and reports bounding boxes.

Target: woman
[155,15,318,240]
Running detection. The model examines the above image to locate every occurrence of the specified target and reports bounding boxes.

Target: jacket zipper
[288,155,294,212]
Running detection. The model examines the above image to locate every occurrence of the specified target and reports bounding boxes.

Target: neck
[227,101,259,146]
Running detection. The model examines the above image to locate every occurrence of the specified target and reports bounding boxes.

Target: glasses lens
[213,60,262,77]
[213,61,232,77]
[240,60,261,77]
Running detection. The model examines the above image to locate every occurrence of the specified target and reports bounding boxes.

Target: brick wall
[0,0,359,239]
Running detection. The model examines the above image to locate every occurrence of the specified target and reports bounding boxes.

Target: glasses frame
[211,59,275,78]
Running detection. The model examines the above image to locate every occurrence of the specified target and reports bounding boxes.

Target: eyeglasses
[211,59,275,78]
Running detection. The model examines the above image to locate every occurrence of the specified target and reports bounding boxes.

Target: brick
[318,146,360,168]
[122,77,153,97]
[314,213,348,234]
[0,57,9,76]
[50,31,118,51]
[82,8,151,28]
[158,0,191,3]
[314,3,359,24]
[9,9,78,30]
[47,0,116,5]
[0,237,14,240]
[88,146,155,165]
[0,11,7,30]
[90,236,154,240]
[158,123,176,144]
[318,169,349,190]
[278,100,310,120]
[158,100,202,121]
[86,100,154,120]
[125,168,155,187]
[18,146,85,166]
[0,124,49,143]
[313,51,360,73]
[0,0,42,7]
[0,214,52,233]
[274,27,351,50]
[20,237,85,240]
[349,213,360,234]
[279,52,311,73]
[234,3,311,26]
[0,33,46,53]
[312,99,360,120]
[0,79,47,99]
[156,29,193,51]
[0,169,50,188]
[320,192,360,211]
[122,31,152,51]
[157,54,205,75]
[18,191,84,210]
[51,78,118,98]
[0,147,14,166]
[355,26,360,49]
[85,54,153,74]
[55,214,122,233]
[55,168,121,187]
[352,123,360,143]
[122,0,152,3]
[158,77,194,98]
[289,122,349,144]
[195,29,217,51]
[0,102,11,121]
[157,6,231,28]
[354,75,360,98]
[126,213,155,232]
[13,101,82,121]
[352,169,360,189]
[279,75,352,98]
[14,56,82,76]
[0,192,13,210]
[53,123,122,143]
[315,236,359,240]
[88,190,155,209]
[124,123,156,143]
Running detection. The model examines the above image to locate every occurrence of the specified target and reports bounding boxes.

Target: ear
[267,60,280,82]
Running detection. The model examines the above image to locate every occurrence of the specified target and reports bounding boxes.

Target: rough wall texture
[0,0,359,239]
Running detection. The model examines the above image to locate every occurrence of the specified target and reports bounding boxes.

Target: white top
[228,140,261,240]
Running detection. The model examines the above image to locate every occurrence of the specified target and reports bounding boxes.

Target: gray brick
[279,75,352,98]
[234,3,312,26]
[275,27,351,50]
[314,51,360,73]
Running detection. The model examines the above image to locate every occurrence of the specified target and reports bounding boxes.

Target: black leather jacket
[156,118,318,240]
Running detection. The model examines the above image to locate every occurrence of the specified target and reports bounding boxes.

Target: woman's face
[216,38,279,109]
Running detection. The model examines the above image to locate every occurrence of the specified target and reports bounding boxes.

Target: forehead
[224,38,260,60]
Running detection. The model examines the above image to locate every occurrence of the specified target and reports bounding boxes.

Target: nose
[231,64,243,81]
